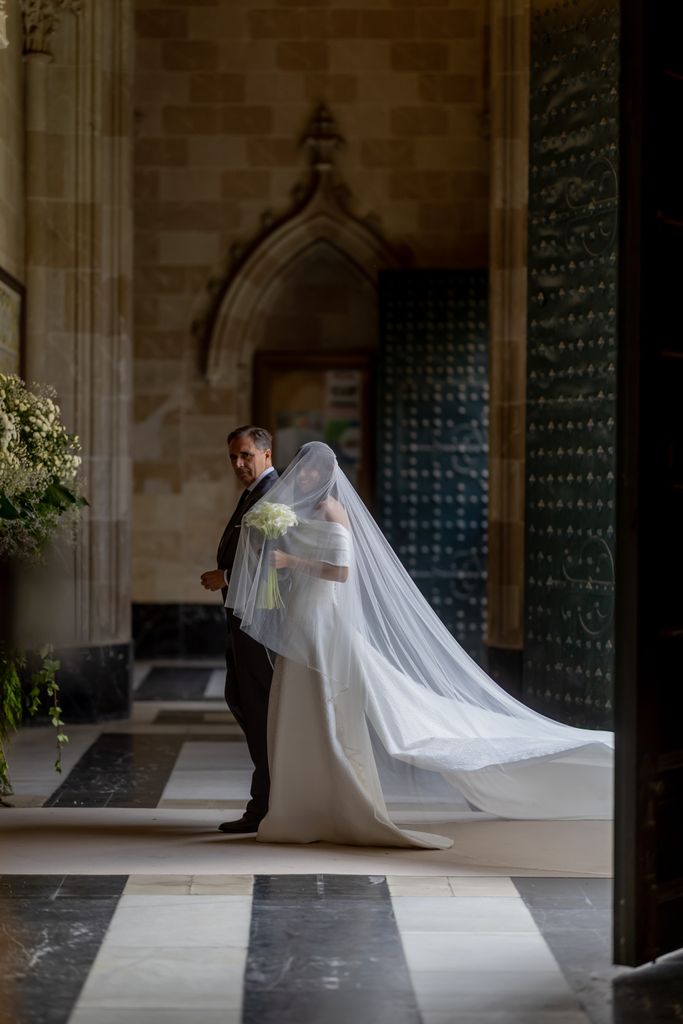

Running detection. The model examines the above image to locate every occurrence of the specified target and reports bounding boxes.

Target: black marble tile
[0,874,126,1024]
[26,642,132,723]
[242,875,421,1024]
[529,906,613,932]
[0,875,64,899]
[56,875,128,898]
[154,709,235,725]
[580,878,613,907]
[133,602,225,659]
[243,990,418,1024]
[44,733,184,808]
[514,876,621,1024]
[136,666,213,701]
[514,876,606,907]
[253,874,389,899]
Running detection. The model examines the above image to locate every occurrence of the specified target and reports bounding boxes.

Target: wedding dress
[227,443,614,850]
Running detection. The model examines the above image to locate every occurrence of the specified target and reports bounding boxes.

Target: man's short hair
[227,425,272,451]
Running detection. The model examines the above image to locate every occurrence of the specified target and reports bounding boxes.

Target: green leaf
[0,493,20,520]
[46,482,76,508]
[59,485,88,509]
[56,733,69,744]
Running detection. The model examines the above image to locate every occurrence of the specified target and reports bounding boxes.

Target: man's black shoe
[217,816,262,835]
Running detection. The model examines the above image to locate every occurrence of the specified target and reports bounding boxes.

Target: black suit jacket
[217,470,279,599]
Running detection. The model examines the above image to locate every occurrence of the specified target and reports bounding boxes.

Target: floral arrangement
[0,372,84,559]
[243,501,298,609]
[0,372,86,799]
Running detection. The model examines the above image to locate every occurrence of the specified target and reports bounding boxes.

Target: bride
[226,442,613,850]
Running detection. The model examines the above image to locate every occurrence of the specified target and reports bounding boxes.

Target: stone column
[19,0,134,719]
[0,2,9,50]
[21,0,63,384]
[486,0,530,692]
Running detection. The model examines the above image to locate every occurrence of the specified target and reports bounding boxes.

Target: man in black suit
[200,425,279,834]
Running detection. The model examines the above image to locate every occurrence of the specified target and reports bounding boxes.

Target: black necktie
[234,488,251,520]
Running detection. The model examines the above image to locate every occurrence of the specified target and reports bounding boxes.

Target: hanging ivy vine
[0,647,68,800]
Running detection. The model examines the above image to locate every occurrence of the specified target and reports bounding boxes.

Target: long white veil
[227,441,613,821]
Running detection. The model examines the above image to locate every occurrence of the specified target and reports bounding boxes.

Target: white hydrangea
[0,372,85,559]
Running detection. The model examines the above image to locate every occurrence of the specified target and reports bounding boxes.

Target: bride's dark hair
[291,441,339,505]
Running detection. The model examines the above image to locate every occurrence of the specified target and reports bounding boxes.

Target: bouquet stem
[258,567,284,609]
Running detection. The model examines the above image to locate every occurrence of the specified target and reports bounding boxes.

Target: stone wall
[132,0,491,607]
[0,0,24,373]
[19,0,135,719]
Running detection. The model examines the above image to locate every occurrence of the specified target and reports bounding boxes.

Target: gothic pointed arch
[200,105,409,397]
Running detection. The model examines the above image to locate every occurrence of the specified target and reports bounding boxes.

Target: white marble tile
[157,799,246,809]
[400,932,561,973]
[447,876,519,898]
[190,875,253,895]
[105,895,252,947]
[77,947,246,1009]
[4,725,101,800]
[133,664,152,692]
[124,875,192,895]
[133,663,222,671]
[392,896,537,933]
[70,1010,240,1024]
[386,875,453,897]
[205,669,226,699]
[0,807,611,877]
[170,741,250,770]
[408,968,582,1013]
[123,875,253,895]
[161,770,252,801]
[420,1013,588,1024]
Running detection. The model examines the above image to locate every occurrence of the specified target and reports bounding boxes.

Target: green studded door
[377,269,489,664]
[523,0,619,728]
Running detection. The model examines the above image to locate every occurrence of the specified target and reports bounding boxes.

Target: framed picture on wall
[0,266,25,375]
[252,351,375,505]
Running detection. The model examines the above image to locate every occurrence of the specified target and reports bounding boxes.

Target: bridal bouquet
[243,501,298,609]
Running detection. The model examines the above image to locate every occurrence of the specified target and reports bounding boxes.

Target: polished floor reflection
[1,664,679,1023]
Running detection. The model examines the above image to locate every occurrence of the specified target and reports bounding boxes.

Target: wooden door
[615,0,683,966]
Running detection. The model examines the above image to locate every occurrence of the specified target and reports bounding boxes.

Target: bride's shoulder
[316,496,350,530]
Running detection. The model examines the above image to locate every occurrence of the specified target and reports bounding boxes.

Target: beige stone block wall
[132,0,491,604]
[0,0,25,374]
[20,1,135,649]
[486,0,529,651]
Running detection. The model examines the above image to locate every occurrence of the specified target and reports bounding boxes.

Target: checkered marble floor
[0,664,653,1024]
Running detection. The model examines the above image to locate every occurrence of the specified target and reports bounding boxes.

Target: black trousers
[225,612,273,820]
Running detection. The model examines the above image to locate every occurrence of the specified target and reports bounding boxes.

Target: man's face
[228,435,271,488]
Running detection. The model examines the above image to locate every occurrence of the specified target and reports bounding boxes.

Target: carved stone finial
[301,103,344,170]
[0,1,9,50]
[20,0,81,56]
